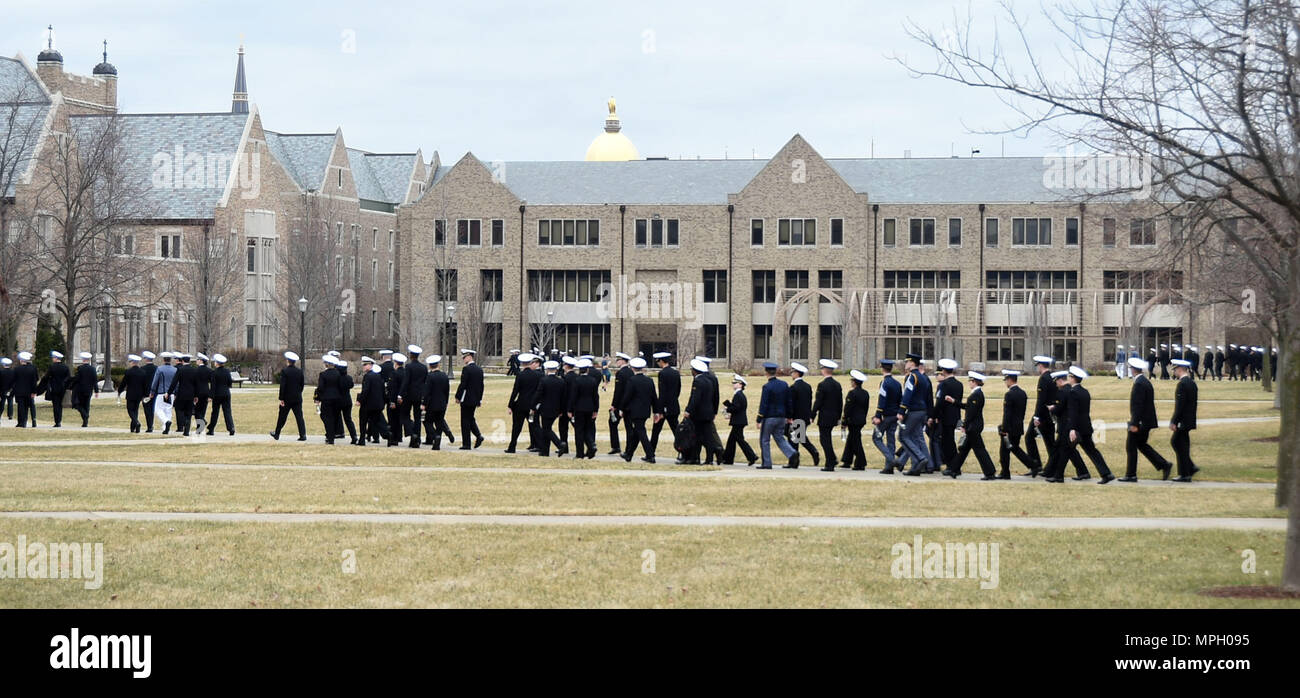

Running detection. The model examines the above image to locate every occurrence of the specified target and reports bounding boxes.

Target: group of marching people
[0,349,236,436]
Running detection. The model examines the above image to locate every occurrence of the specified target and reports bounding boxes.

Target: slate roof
[345,149,416,204]
[264,131,335,191]
[69,112,248,219]
[1,56,51,197]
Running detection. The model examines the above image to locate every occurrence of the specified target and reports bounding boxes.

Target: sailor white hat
[577,358,593,368]
[1051,370,1068,379]
[427,354,442,365]
[731,374,747,385]
[0,357,11,366]
[379,349,394,356]
[968,371,986,381]
[321,355,336,365]
[18,351,32,361]
[196,352,209,361]
[1218,345,1225,351]
[1171,359,1191,367]
[1001,369,1021,376]
[544,360,560,369]
[615,352,631,360]
[460,348,476,355]
[790,362,809,374]
[1127,356,1149,370]
[517,352,536,363]
[562,356,577,366]
[652,351,672,359]
[689,358,709,373]
[141,351,156,359]
[407,344,422,355]
[127,354,142,362]
[360,356,374,364]
[629,357,647,369]
[393,353,407,363]
[284,351,299,361]
[78,351,92,360]
[51,351,63,359]
[213,354,227,363]
[509,349,520,354]
[1068,365,1088,379]
[336,360,349,368]
[327,350,341,357]
[849,369,868,383]
[937,358,958,371]
[1033,355,1054,364]
[370,364,382,374]
[160,351,173,358]
[818,359,839,369]
[694,355,714,363]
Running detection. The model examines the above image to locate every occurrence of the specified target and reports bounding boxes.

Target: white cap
[1171,359,1191,368]
[968,371,986,381]
[790,362,808,374]
[517,352,535,363]
[1033,355,1053,364]
[160,351,173,359]
[393,353,407,363]
[615,352,631,360]
[937,358,958,371]
[407,344,422,355]
[196,352,208,361]
[509,349,519,354]
[213,354,227,364]
[818,359,838,369]
[690,358,709,373]
[379,349,394,356]
[694,355,714,363]
[460,348,476,355]
[78,351,92,360]
[17,351,32,361]
[652,351,672,359]
[426,354,441,365]
[1128,356,1149,370]
[1218,345,1225,351]
[284,351,299,362]
[0,357,10,366]
[370,364,382,374]
[577,358,593,368]
[51,351,63,359]
[360,356,374,364]
[327,350,340,357]
[849,369,868,383]
[1068,366,1088,380]
[544,360,560,369]
[336,360,349,368]
[1051,370,1068,379]
[629,357,647,369]
[1001,369,1020,376]
[321,355,336,366]
[562,356,577,366]
[142,351,156,359]
[731,374,747,385]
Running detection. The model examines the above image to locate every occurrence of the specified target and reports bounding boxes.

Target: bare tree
[900,0,1300,587]
[189,225,243,352]
[285,191,348,354]
[0,76,50,352]
[528,273,558,353]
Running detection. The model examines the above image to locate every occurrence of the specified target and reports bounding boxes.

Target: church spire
[231,42,248,114]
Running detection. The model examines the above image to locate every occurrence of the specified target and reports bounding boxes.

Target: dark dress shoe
[851,466,866,471]
[820,466,836,472]
[622,453,633,462]
[1173,476,1193,483]
[782,464,798,469]
[1160,464,1172,480]
[838,462,850,469]
[747,458,758,467]
[474,436,484,449]
[297,436,307,441]
[756,464,772,470]
[1097,474,1115,484]
[880,468,895,474]
[1117,476,1138,482]
[504,448,517,454]
[607,449,621,456]
[980,475,997,481]
[268,431,279,440]
[903,469,923,476]
[1045,477,1065,483]
[641,456,655,464]
[458,446,471,451]
[943,469,959,478]
[997,473,1011,480]
[1072,474,1092,481]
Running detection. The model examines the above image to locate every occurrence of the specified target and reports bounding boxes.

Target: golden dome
[585,97,640,161]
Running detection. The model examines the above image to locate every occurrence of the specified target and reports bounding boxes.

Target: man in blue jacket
[900,353,934,476]
[755,362,798,470]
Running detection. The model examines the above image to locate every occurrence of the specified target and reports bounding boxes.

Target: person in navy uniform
[313,356,343,444]
[399,344,426,448]
[385,353,407,446]
[1041,370,1087,480]
[270,351,307,441]
[532,360,571,457]
[506,349,520,377]
[1046,367,1114,483]
[1158,343,1171,379]
[71,352,98,427]
[841,369,872,470]
[206,354,235,436]
[1214,345,1226,380]
[899,353,934,476]
[721,374,758,466]
[455,349,485,449]
[1169,359,1200,482]
[335,360,358,444]
[190,353,213,434]
[811,359,843,471]
[929,358,963,473]
[754,362,797,469]
[871,359,902,473]
[167,354,201,436]
[617,357,658,462]
[356,357,391,445]
[139,351,158,432]
[37,350,70,427]
[568,358,600,459]
[684,358,725,466]
[117,354,149,433]
[608,353,633,455]
[1023,355,1057,476]
[505,352,541,453]
[0,357,14,422]
[943,371,997,479]
[422,355,454,450]
[1119,355,1172,481]
[997,369,1034,478]
[787,362,821,469]
[556,356,578,447]
[649,352,681,455]
[12,352,38,427]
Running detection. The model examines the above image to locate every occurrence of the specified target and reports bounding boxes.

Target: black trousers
[208,396,234,434]
[940,424,958,467]
[998,431,1033,475]
[787,420,820,464]
[1045,429,1088,478]
[623,417,653,458]
[693,418,723,459]
[0,392,12,419]
[722,424,757,464]
[573,413,596,457]
[1024,418,1055,470]
[16,396,35,427]
[508,408,529,450]
[608,411,622,452]
[337,399,357,442]
[1125,427,1171,478]
[275,402,306,437]
[949,431,996,477]
[1051,430,1112,478]
[1171,428,1196,477]
[174,401,195,435]
[843,425,868,468]
[403,401,421,444]
[423,408,454,447]
[73,391,92,424]
[386,404,403,444]
[650,411,679,453]
[359,408,390,443]
[558,412,571,445]
[194,397,209,427]
[460,405,481,445]
[143,396,154,431]
[539,413,565,456]
[126,397,142,432]
[49,390,65,425]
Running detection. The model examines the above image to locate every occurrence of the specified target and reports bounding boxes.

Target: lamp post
[445,304,456,379]
[298,297,308,360]
[546,309,555,354]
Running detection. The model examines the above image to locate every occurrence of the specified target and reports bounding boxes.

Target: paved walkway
[0,457,1274,489]
[0,510,1283,530]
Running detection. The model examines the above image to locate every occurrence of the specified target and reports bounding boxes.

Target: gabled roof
[361,152,419,203]
[1,55,53,197]
[69,112,249,219]
[264,131,335,191]
[826,157,1063,204]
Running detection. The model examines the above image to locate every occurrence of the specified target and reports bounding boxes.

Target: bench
[229,371,248,388]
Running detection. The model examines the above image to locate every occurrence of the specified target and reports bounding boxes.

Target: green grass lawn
[0,519,1292,608]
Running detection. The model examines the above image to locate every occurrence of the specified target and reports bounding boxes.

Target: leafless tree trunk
[0,78,50,352]
[190,225,243,351]
[285,192,348,354]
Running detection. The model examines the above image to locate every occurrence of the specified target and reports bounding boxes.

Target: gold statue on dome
[608,96,616,115]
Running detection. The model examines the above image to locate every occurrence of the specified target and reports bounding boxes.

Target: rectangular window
[985,218,998,248]
[984,326,1026,362]
[437,269,458,302]
[784,270,809,289]
[948,218,962,247]
[491,219,504,246]
[387,262,394,291]
[540,219,600,246]
[909,218,935,246]
[457,219,481,246]
[883,218,896,247]
[335,222,343,245]
[372,227,378,250]
[817,270,842,303]
[159,234,181,259]
[819,325,842,360]
[246,239,257,272]
[1066,217,1079,246]
[787,325,809,360]
[389,230,394,252]
[984,270,1078,303]
[753,325,773,359]
[1103,217,1116,247]
[117,234,133,256]
[481,269,504,302]
[526,271,612,302]
[650,218,663,246]
[1130,218,1155,246]
[830,218,843,246]
[388,310,394,336]
[703,324,728,358]
[1011,217,1052,246]
[434,220,446,247]
[778,218,817,246]
[634,219,646,247]
[751,219,764,246]
[752,270,777,303]
[371,259,377,291]
[702,270,727,303]
[371,309,377,337]
[1170,216,1184,243]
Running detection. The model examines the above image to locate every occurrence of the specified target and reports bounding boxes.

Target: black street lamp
[298,297,308,359]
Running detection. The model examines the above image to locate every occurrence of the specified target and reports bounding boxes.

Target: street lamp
[445,304,456,379]
[298,297,308,359]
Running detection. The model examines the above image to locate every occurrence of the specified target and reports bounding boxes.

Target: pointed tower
[231,43,249,114]
[36,25,65,92]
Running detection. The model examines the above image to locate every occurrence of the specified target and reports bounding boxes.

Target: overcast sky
[5,0,1068,162]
